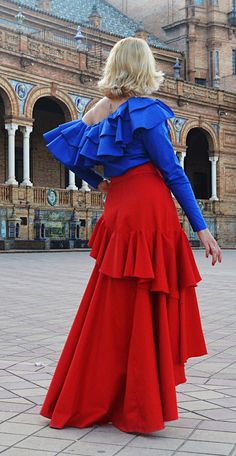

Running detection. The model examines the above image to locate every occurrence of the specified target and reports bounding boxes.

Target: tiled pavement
[0,249,235,456]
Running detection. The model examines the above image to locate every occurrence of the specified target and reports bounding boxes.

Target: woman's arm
[142,121,208,232]
[142,120,222,265]
[72,166,104,190]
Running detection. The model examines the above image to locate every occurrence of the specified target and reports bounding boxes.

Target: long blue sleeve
[142,121,208,233]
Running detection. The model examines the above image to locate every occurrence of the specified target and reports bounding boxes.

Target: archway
[185,128,211,199]
[32,97,82,189]
[0,89,9,184]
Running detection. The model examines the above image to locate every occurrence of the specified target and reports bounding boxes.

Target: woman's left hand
[98,179,111,193]
[197,227,222,266]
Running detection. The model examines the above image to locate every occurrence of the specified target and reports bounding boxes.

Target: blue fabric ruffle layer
[43,97,174,173]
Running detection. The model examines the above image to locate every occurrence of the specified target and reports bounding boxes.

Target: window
[209,50,214,85]
[195,78,207,86]
[20,217,27,226]
[215,50,220,77]
[233,49,236,74]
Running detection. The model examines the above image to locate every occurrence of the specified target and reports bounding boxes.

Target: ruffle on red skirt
[88,215,202,298]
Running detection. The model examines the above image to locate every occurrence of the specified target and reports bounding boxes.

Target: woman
[40,37,222,434]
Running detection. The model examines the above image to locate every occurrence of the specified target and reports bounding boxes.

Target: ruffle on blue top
[43,97,174,173]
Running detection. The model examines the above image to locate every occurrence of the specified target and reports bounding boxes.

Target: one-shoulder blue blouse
[43,96,208,233]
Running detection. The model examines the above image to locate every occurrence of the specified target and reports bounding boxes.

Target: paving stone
[194,408,236,420]
[0,412,20,423]
[149,426,194,439]
[175,453,217,456]
[189,429,236,443]
[166,418,201,428]
[102,448,174,456]
[1,449,56,455]
[62,440,123,455]
[128,436,184,450]
[34,425,93,440]
[16,435,74,452]
[185,391,230,400]
[0,433,26,446]
[0,421,44,435]
[198,420,236,432]
[177,400,221,411]
[0,403,33,413]
[79,429,139,445]
[9,413,47,425]
[207,397,236,407]
[179,440,234,455]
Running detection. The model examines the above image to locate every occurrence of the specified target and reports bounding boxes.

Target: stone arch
[24,86,78,120]
[0,76,19,117]
[181,120,219,154]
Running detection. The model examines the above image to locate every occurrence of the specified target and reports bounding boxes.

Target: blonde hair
[98,37,164,99]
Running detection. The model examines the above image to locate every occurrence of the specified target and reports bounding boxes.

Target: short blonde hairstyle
[98,37,164,99]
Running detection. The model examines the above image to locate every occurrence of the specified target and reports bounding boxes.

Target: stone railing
[33,187,70,206]
[0,184,104,209]
[161,78,236,110]
[0,23,106,72]
[90,192,103,208]
[0,184,10,202]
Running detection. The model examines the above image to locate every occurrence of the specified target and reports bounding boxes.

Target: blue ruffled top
[43,96,208,232]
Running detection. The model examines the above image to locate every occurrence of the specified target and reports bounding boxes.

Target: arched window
[185,128,211,199]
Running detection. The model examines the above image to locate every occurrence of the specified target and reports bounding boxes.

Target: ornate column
[179,151,186,169]
[20,126,33,187]
[80,180,91,192]
[209,156,219,201]
[5,123,18,185]
[66,170,78,190]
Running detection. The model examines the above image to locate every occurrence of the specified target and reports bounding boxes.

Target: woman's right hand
[98,179,111,193]
[197,228,222,266]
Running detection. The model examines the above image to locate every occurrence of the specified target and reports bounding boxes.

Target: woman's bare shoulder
[82,97,111,126]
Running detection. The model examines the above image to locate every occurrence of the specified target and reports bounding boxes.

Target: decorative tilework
[10,80,34,115]
[69,94,92,119]
[173,117,187,143]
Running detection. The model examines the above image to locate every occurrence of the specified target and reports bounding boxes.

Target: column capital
[5,123,18,134]
[209,155,219,162]
[20,125,33,137]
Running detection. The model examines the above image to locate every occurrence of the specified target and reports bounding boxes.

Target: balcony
[228,10,236,27]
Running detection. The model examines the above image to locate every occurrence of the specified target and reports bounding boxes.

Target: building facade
[0,0,236,249]
[108,0,236,92]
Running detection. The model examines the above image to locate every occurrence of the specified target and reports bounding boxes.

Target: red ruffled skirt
[40,162,208,433]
